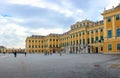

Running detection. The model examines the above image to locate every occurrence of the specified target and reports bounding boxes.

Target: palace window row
[108,44,120,50]
[107,14,120,22]
[107,28,120,38]
[29,45,43,48]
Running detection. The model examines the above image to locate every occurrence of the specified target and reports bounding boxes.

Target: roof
[115,3,120,9]
[0,46,6,48]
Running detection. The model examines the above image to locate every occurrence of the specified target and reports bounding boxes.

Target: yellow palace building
[26,4,120,54]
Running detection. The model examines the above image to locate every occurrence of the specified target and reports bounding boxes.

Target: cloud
[0,0,120,48]
[8,0,83,21]
[9,0,73,17]
[0,15,65,48]
[106,0,120,9]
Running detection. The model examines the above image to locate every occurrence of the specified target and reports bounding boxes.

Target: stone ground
[0,53,120,78]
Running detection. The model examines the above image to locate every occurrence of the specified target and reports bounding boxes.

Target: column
[85,31,87,53]
[112,16,116,39]
[89,31,91,44]
[72,34,73,53]
[104,18,108,40]
[94,29,96,43]
[98,28,100,41]
[75,35,76,53]
[81,32,83,46]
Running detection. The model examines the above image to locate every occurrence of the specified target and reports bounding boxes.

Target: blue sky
[0,0,120,48]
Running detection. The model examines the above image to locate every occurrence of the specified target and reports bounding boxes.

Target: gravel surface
[0,53,120,78]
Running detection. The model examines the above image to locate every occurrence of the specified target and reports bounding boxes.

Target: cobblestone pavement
[0,54,120,78]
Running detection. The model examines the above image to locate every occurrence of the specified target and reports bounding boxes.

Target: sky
[0,0,120,48]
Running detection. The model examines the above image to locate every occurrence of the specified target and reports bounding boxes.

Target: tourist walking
[13,51,17,57]
[25,52,27,56]
[60,51,62,56]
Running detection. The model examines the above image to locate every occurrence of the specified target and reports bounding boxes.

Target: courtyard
[0,53,120,78]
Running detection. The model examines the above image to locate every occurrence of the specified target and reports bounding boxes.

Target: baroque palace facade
[26,4,120,54]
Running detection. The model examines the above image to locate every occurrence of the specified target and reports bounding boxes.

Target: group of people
[44,52,52,55]
[13,52,27,58]
[44,51,62,56]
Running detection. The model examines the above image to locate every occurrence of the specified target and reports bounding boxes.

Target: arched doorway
[88,48,90,53]
[96,47,98,53]
[53,49,55,53]
[88,45,90,53]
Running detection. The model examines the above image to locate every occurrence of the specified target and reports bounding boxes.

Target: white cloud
[2,0,120,48]
[106,0,120,9]
[0,15,65,48]
[29,28,64,36]
[9,0,83,20]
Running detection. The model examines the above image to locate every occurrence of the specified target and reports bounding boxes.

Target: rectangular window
[100,28,103,32]
[76,33,78,37]
[91,38,94,43]
[80,39,81,44]
[117,44,120,50]
[79,33,81,36]
[117,28,120,37]
[100,36,103,40]
[96,29,98,33]
[96,36,98,41]
[101,47,103,51]
[56,45,58,47]
[29,40,31,42]
[108,30,112,38]
[76,40,78,44]
[87,38,89,44]
[108,44,112,50]
[83,39,85,44]
[82,32,84,35]
[91,30,93,34]
[116,15,120,20]
[107,17,111,22]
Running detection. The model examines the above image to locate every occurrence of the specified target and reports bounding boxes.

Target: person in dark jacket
[13,52,17,57]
